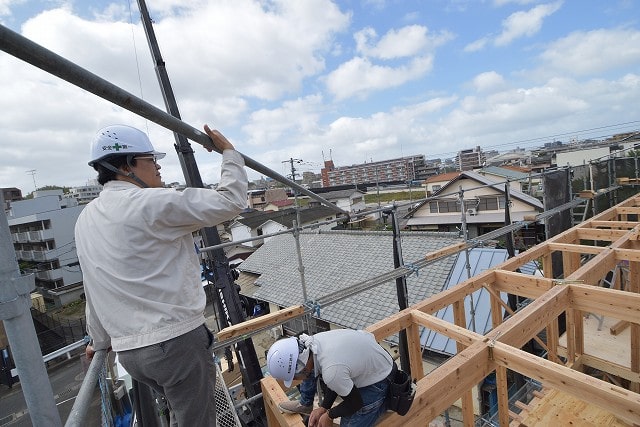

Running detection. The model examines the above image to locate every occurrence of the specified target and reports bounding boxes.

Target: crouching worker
[76,124,248,426]
[267,329,393,427]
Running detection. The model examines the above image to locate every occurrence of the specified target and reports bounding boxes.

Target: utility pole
[137,1,264,420]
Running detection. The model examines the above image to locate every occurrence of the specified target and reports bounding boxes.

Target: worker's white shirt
[310,330,393,396]
[75,150,247,352]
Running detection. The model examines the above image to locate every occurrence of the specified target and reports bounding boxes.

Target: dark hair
[94,155,137,185]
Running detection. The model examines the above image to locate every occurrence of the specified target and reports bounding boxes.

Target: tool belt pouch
[385,363,416,416]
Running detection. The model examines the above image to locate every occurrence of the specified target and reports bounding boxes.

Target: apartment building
[321,155,431,187]
[64,180,102,204]
[7,190,85,306]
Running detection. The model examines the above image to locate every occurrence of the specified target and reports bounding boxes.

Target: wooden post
[453,300,475,426]
[488,285,510,427]
[630,260,640,393]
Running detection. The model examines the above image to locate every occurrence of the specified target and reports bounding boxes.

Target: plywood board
[514,388,632,427]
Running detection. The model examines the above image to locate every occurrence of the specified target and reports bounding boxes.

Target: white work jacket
[75,150,247,352]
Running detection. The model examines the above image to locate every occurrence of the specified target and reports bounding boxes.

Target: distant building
[1,187,22,211]
[457,146,486,171]
[247,188,289,210]
[7,190,85,306]
[64,180,102,204]
[321,155,430,187]
[307,188,366,213]
[406,170,543,244]
[229,206,338,247]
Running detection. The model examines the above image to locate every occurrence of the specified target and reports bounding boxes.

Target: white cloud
[464,37,489,53]
[539,28,640,77]
[472,71,507,93]
[494,1,562,46]
[325,55,434,100]
[355,25,429,59]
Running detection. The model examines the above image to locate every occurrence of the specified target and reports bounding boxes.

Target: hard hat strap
[97,159,149,188]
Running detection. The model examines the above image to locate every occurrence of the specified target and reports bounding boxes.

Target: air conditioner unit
[467,208,477,216]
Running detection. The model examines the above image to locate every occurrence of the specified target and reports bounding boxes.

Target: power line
[426,120,640,159]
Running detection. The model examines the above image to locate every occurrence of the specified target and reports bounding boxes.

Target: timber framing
[255,193,640,426]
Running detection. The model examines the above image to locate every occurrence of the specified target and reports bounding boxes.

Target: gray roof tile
[238,230,462,331]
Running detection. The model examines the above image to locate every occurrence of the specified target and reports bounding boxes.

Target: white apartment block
[8,190,85,306]
[65,180,103,204]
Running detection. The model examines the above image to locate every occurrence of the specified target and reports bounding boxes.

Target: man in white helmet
[75,124,248,426]
[267,329,393,427]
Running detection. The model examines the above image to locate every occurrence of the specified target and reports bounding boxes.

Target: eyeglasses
[134,155,159,165]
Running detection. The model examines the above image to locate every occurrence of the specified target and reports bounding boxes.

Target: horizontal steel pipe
[0,24,346,215]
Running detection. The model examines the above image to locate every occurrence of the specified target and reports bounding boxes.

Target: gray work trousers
[118,324,217,426]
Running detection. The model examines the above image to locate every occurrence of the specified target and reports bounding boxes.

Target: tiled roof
[238,230,462,331]
[477,166,529,180]
[424,171,461,184]
[233,206,337,229]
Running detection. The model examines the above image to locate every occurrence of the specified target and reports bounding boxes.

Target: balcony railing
[36,268,63,281]
[29,229,54,242]
[32,250,56,262]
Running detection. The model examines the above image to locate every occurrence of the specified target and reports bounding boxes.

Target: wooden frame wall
[233,193,640,426]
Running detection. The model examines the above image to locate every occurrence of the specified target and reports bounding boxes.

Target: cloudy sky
[1,0,639,194]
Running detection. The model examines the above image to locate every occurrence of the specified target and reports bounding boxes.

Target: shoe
[278,400,313,415]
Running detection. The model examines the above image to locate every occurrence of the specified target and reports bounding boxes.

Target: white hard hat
[266,337,301,387]
[89,124,166,166]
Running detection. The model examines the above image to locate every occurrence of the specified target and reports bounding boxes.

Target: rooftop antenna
[26,169,37,192]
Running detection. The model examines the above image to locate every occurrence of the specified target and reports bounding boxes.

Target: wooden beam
[615,248,640,263]
[366,309,413,342]
[487,285,510,427]
[576,228,628,242]
[381,341,495,427]
[412,270,495,315]
[424,241,468,261]
[631,260,640,393]
[493,243,549,272]
[490,285,570,349]
[547,242,604,255]
[406,322,424,380]
[566,250,617,286]
[491,343,640,426]
[610,320,630,336]
[492,270,554,299]
[578,354,640,383]
[452,300,475,427]
[484,285,548,353]
[568,284,640,323]
[616,207,640,215]
[217,305,305,341]
[260,377,306,427]
[562,252,581,278]
[590,220,640,229]
[410,310,482,345]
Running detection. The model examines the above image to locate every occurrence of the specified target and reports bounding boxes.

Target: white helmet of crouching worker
[266,337,310,387]
[88,124,166,187]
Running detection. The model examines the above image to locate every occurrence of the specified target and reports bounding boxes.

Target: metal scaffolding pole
[0,23,346,217]
[0,195,62,427]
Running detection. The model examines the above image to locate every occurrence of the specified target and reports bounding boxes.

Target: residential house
[263,199,294,211]
[229,206,338,247]
[423,171,461,196]
[7,190,85,306]
[307,189,366,213]
[406,170,544,243]
[247,188,289,210]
